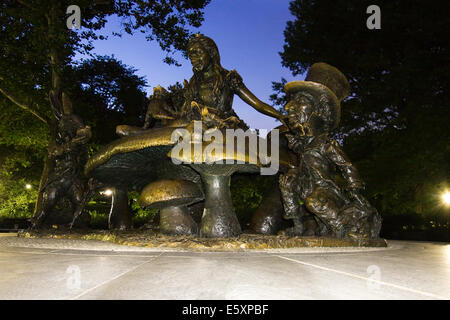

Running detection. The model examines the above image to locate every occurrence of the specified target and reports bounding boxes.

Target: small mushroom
[108,187,133,230]
[138,179,203,235]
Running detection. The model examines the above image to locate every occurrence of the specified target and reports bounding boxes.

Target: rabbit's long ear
[49,89,62,120]
[62,92,73,115]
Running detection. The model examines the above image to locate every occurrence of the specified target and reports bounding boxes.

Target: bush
[231,174,278,228]
[0,176,37,220]
[129,191,158,227]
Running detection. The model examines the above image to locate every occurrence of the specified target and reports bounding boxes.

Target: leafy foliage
[231,174,278,228]
[0,0,209,221]
[65,55,149,144]
[0,147,42,219]
[276,0,449,135]
[274,0,449,237]
[0,0,210,125]
[0,56,150,220]
[115,0,211,65]
[128,191,158,227]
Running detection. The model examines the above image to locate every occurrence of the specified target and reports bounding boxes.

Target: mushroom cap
[138,179,204,209]
[168,128,296,175]
[85,125,200,191]
[169,128,261,162]
[86,126,179,174]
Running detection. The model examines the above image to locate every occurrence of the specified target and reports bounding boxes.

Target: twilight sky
[77,0,304,131]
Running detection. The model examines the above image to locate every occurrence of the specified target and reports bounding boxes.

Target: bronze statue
[116,83,187,137]
[31,91,92,228]
[181,34,283,129]
[80,36,383,240]
[143,85,178,128]
[279,63,382,239]
[117,34,285,135]
[103,34,287,236]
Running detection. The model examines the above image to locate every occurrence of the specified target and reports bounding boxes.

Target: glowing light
[25,184,32,190]
[103,189,113,196]
[442,190,450,206]
[445,245,450,264]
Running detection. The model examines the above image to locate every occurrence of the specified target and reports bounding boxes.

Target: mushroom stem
[160,205,198,235]
[108,188,133,230]
[250,185,286,235]
[199,173,241,237]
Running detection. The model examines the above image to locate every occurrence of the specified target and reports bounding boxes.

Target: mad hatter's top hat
[284,62,350,129]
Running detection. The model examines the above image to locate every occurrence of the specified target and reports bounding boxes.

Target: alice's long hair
[186,35,227,105]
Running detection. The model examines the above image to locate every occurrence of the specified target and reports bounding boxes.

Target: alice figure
[182,34,284,129]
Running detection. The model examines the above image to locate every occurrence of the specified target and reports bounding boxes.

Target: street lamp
[442,190,450,206]
[103,189,113,197]
[25,184,32,190]
[442,190,450,230]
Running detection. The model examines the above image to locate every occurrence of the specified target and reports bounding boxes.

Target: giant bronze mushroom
[138,179,203,235]
[84,125,201,229]
[85,125,200,189]
[168,129,294,238]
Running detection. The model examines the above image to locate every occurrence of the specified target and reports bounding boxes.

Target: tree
[0,55,149,221]
[0,0,210,222]
[274,0,449,232]
[1,0,210,130]
[65,55,149,145]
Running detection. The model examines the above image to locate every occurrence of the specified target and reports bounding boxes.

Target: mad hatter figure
[279,63,382,239]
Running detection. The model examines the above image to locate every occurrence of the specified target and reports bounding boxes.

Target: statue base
[20,230,387,251]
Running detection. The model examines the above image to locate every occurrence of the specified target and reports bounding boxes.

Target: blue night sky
[77,0,304,131]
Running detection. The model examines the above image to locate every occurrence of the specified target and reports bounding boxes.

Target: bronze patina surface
[139,179,203,235]
[249,185,289,235]
[84,125,201,191]
[169,132,263,238]
[139,179,204,209]
[85,125,180,174]
[82,35,289,237]
[80,37,382,241]
[250,128,297,235]
[181,34,284,129]
[108,187,133,230]
[278,63,382,239]
[32,92,92,228]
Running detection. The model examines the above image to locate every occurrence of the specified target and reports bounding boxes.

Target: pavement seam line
[48,252,160,258]
[0,248,160,258]
[276,255,447,300]
[69,252,164,300]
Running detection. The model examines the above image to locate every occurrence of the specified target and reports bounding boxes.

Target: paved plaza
[0,234,448,300]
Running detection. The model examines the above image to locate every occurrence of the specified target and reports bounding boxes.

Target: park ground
[0,234,448,300]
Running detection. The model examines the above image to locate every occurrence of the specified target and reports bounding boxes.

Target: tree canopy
[0,0,210,221]
[275,0,449,234]
[0,55,150,219]
[65,56,148,145]
[0,0,210,127]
